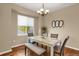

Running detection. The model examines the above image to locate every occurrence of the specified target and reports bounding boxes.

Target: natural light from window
[17,14,34,36]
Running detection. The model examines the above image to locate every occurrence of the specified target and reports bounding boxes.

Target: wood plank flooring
[1,45,79,56]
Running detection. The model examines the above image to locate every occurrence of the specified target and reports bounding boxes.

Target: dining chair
[51,34,58,38]
[51,34,61,51]
[28,33,37,44]
[28,33,33,36]
[28,33,33,43]
[54,36,69,56]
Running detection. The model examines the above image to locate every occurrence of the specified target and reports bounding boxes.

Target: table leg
[50,47,54,56]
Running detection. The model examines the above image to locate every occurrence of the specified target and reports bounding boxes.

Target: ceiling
[15,3,75,13]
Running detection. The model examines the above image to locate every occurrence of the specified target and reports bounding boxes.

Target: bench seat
[25,43,46,55]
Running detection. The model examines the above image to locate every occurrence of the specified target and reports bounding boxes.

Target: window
[17,14,34,36]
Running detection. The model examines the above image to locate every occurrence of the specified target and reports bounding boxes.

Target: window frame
[17,14,34,36]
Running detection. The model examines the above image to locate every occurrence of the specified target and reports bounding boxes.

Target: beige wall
[44,4,79,50]
[0,3,42,52]
[0,4,12,52]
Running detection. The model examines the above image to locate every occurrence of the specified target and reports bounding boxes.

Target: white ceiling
[15,3,75,13]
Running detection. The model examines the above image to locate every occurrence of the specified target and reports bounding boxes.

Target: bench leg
[25,46,26,56]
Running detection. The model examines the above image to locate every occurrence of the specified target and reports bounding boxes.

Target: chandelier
[37,3,49,16]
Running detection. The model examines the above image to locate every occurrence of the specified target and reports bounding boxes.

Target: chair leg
[62,50,64,56]
[36,42,38,46]
[53,52,55,56]
[53,47,56,56]
[28,49,30,56]
[60,49,64,56]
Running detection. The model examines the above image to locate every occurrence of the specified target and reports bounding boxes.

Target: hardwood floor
[64,48,79,56]
[1,45,25,56]
[0,45,79,56]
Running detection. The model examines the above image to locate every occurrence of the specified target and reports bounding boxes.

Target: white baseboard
[0,49,12,55]
[11,43,24,48]
[66,45,79,51]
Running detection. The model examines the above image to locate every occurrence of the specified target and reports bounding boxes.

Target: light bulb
[40,8,44,11]
[37,11,40,13]
[45,11,47,14]
[45,10,49,12]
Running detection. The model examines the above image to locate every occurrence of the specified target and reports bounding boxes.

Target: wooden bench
[25,43,46,56]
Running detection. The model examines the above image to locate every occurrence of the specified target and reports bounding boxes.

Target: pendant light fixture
[37,3,49,16]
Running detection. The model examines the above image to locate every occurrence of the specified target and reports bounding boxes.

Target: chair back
[51,34,58,38]
[28,33,33,37]
[60,36,69,56]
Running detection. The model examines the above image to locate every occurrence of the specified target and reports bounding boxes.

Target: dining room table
[26,36,61,56]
